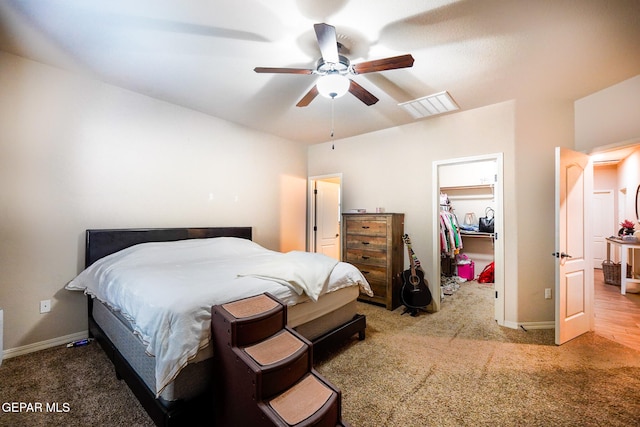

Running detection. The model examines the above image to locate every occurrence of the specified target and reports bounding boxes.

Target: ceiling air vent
[399,91,459,119]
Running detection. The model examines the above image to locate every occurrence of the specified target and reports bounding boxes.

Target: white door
[555,147,593,345]
[592,190,615,267]
[315,180,341,260]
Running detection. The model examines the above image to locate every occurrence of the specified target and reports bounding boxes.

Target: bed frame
[84,227,366,427]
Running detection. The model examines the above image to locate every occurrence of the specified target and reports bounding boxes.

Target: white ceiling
[1,0,639,144]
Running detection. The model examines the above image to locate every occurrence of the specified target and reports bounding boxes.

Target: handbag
[478,207,495,233]
[463,212,477,226]
[478,262,495,283]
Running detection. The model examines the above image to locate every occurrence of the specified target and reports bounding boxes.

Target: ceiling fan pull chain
[330,97,335,149]
[331,98,335,137]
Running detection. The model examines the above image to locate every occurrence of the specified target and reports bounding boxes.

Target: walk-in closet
[433,154,504,323]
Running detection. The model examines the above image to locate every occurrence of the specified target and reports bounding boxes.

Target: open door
[315,180,341,259]
[555,147,593,345]
[308,175,342,261]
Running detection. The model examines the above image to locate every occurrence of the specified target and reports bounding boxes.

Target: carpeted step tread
[244,329,306,366]
[268,374,334,425]
[222,293,280,319]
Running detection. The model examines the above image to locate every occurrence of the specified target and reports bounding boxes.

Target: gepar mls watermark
[2,401,70,413]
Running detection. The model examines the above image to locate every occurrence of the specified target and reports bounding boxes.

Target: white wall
[0,52,308,352]
[513,100,575,322]
[309,101,520,321]
[575,75,640,151]
[309,98,576,327]
[594,164,619,229]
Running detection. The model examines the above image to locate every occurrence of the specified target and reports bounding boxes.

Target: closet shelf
[447,194,493,200]
[440,184,494,201]
[440,184,494,191]
[460,231,494,239]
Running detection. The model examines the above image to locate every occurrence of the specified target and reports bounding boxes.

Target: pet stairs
[211,293,350,427]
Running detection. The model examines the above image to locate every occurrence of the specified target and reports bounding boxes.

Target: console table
[605,237,640,295]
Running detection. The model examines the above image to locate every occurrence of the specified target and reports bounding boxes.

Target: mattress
[289,286,359,339]
[92,286,359,403]
[67,237,372,396]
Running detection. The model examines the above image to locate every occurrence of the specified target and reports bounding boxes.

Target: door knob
[552,252,573,258]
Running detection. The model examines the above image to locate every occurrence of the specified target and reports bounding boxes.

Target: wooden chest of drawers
[341,213,404,310]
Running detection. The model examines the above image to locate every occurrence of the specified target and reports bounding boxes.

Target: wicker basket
[602,260,632,286]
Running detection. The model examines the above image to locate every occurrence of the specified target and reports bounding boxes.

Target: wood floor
[593,268,640,352]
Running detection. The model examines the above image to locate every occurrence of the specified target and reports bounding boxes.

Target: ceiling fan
[254,23,414,107]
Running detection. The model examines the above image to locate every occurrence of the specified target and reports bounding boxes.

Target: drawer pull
[361,270,370,274]
[361,226,370,229]
[361,255,370,260]
[362,241,370,245]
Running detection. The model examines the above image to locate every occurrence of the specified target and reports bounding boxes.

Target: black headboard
[85,227,252,268]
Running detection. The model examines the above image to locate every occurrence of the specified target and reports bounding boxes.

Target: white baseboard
[3,331,88,360]
[502,320,555,330]
[502,320,519,329]
[519,321,555,330]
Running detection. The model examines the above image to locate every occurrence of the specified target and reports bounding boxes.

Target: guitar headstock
[402,234,411,245]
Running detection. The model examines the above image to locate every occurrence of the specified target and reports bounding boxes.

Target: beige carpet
[317,281,640,426]
[0,340,154,427]
[1,281,639,426]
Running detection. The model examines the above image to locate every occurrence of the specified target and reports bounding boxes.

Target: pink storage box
[457,261,475,280]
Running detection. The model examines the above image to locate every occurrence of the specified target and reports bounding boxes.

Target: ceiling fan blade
[254,67,314,74]
[352,54,415,74]
[296,86,319,107]
[348,80,379,106]
[314,23,339,64]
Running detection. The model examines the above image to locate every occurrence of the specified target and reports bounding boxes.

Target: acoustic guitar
[400,234,432,315]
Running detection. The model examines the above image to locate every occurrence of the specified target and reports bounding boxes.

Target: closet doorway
[432,154,505,325]
[308,174,342,261]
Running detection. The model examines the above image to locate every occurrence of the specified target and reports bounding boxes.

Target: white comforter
[65,237,372,396]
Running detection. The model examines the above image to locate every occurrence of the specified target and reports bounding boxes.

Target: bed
[66,227,370,426]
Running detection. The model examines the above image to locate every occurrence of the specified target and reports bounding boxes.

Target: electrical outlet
[544,288,552,299]
[40,300,51,314]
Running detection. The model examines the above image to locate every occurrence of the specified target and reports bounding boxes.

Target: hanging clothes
[439,210,462,257]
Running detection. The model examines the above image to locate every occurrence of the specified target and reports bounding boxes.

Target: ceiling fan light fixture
[317,73,350,99]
